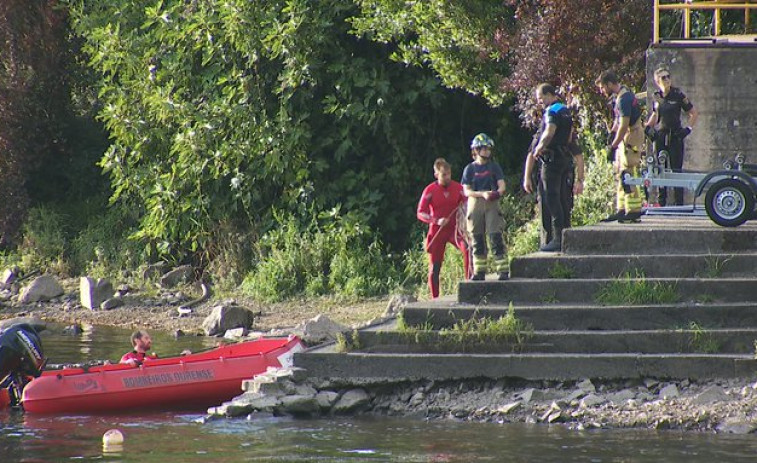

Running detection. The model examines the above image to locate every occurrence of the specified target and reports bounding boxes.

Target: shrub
[18,206,69,274]
[241,210,401,302]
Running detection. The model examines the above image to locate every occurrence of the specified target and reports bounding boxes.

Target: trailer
[624,151,757,227]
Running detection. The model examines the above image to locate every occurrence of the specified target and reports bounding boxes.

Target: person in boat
[0,323,45,385]
[416,157,471,298]
[120,329,191,366]
[120,330,158,366]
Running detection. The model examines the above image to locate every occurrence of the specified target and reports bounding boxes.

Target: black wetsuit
[652,87,694,206]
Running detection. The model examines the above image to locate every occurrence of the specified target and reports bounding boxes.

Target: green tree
[67,0,526,265]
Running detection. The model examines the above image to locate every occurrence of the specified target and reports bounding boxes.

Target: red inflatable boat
[19,336,305,414]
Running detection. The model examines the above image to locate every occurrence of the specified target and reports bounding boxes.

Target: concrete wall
[646,44,757,172]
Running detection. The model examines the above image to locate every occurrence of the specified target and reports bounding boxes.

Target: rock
[692,386,729,405]
[19,275,64,303]
[62,324,83,335]
[223,327,248,339]
[496,402,521,414]
[142,262,166,281]
[333,388,370,414]
[174,330,185,339]
[278,395,321,416]
[80,277,114,310]
[316,391,339,410]
[299,314,347,344]
[202,304,255,336]
[576,379,596,393]
[580,394,606,408]
[0,289,11,301]
[564,389,587,403]
[384,293,417,317]
[606,389,636,405]
[659,384,680,400]
[516,388,544,404]
[159,265,193,288]
[643,378,659,389]
[717,420,757,434]
[2,266,19,285]
[100,297,123,310]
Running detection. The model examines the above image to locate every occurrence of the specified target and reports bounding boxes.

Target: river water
[1,324,757,462]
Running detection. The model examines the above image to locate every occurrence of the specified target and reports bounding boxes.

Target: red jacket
[417,181,466,248]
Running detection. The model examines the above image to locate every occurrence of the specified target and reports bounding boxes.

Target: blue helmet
[470,133,495,149]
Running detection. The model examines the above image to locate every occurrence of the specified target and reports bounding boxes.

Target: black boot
[601,210,626,222]
[540,238,561,252]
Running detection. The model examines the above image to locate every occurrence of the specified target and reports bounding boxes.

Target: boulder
[315,391,339,410]
[2,266,19,285]
[659,384,680,400]
[223,327,248,339]
[298,314,347,344]
[278,395,321,416]
[384,293,417,317]
[332,388,370,414]
[159,265,193,288]
[19,275,64,303]
[691,386,729,405]
[202,304,255,336]
[80,277,114,310]
[101,297,124,310]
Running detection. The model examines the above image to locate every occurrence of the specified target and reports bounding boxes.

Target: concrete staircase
[296,217,757,382]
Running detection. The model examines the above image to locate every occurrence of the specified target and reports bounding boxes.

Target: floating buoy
[102,429,124,447]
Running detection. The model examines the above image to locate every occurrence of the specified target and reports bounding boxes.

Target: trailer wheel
[704,178,754,227]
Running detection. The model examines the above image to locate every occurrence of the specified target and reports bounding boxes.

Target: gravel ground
[0,277,389,335]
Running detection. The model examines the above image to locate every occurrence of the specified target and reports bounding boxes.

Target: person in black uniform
[522,83,578,252]
[645,67,698,206]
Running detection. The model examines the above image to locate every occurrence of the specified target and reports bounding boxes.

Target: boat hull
[21,336,305,414]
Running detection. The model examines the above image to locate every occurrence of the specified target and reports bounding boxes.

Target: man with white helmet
[461,133,508,281]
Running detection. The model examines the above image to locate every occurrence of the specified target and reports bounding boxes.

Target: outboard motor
[0,323,45,407]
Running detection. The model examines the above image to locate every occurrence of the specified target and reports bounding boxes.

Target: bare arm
[611,116,630,148]
[573,154,585,196]
[523,152,537,194]
[686,107,698,128]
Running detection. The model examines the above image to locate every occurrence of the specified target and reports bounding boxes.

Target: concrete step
[401,301,757,331]
[562,219,757,255]
[294,349,757,381]
[457,278,757,305]
[354,329,757,355]
[509,253,757,279]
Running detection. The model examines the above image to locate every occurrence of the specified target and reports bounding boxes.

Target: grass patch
[335,329,362,353]
[595,271,679,305]
[396,304,533,351]
[702,254,733,278]
[685,322,720,354]
[441,304,533,347]
[548,261,574,279]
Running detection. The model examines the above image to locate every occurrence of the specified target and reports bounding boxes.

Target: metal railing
[654,0,757,43]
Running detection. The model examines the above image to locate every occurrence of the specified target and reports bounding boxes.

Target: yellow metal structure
[654,0,757,43]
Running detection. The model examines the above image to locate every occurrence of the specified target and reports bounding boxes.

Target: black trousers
[538,154,573,246]
[654,132,685,206]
